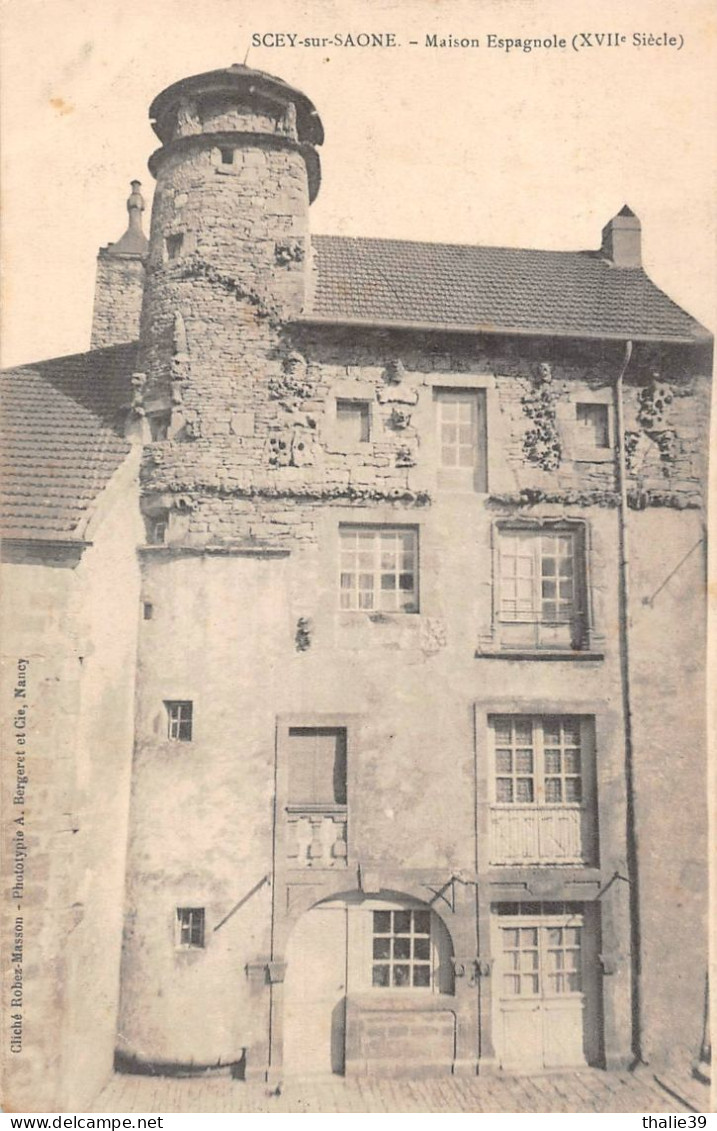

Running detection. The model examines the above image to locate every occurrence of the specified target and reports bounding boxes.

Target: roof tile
[1,344,135,540]
[308,236,709,341]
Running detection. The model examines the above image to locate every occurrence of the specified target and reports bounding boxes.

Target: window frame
[175,907,206,949]
[494,902,585,1000]
[165,699,193,742]
[575,402,611,451]
[489,715,587,807]
[434,386,488,492]
[146,512,169,545]
[286,725,348,808]
[370,907,434,991]
[494,521,589,651]
[338,523,419,615]
[335,398,371,445]
[165,233,184,261]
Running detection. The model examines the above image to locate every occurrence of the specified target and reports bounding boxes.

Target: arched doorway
[282,891,455,1078]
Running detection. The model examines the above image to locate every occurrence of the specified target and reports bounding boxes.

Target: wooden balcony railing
[489,804,592,865]
[286,805,348,869]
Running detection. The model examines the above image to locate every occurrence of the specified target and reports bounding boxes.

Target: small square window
[220,147,235,165]
[336,400,370,444]
[339,525,418,613]
[146,513,169,545]
[166,233,184,261]
[176,907,205,948]
[148,411,171,442]
[143,602,153,620]
[371,908,432,989]
[166,700,193,741]
[576,403,610,449]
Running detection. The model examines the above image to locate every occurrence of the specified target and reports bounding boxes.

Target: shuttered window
[287,727,347,806]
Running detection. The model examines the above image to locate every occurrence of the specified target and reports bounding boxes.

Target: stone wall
[140,333,710,551]
[91,252,146,350]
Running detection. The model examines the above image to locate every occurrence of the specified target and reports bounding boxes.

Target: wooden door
[283,903,348,1076]
[494,904,594,1072]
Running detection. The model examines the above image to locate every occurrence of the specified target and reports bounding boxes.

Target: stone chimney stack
[90,182,149,349]
[601,204,642,268]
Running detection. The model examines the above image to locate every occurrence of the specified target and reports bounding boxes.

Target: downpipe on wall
[614,339,646,1069]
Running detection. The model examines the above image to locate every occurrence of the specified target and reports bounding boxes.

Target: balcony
[489,804,593,866]
[286,804,348,868]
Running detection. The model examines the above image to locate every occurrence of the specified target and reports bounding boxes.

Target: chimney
[601,204,642,268]
[90,182,149,350]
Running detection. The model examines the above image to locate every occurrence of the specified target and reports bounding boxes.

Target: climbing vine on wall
[488,487,700,510]
[139,474,432,507]
[520,363,562,471]
[174,257,281,325]
[634,378,679,472]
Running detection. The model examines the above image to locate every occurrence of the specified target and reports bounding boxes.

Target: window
[339,526,418,613]
[146,512,168,545]
[148,410,171,442]
[165,700,193,741]
[487,716,596,865]
[287,727,347,806]
[372,908,432,988]
[491,716,582,805]
[496,903,584,998]
[435,389,487,490]
[497,526,586,649]
[336,399,370,444]
[165,233,184,260]
[576,403,610,449]
[219,147,234,165]
[176,907,205,948]
[143,602,153,620]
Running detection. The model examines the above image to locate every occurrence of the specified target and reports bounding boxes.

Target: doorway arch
[282,890,455,1077]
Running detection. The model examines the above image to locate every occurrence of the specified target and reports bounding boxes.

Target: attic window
[220,147,234,165]
[576,404,610,449]
[166,233,184,261]
[336,399,370,444]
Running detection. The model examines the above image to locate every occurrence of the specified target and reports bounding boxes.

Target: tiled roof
[308,236,709,342]
[0,344,135,541]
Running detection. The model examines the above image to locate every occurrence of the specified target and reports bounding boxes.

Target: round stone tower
[137,65,323,524]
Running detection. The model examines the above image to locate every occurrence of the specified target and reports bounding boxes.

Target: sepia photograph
[1,0,714,1119]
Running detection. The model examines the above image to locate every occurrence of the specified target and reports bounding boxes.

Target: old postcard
[1,0,714,1117]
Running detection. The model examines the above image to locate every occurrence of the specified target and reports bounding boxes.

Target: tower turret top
[148,64,324,147]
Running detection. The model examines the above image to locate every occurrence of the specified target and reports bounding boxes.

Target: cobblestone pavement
[94,1069,708,1114]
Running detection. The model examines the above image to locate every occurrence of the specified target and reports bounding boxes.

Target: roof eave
[1,534,92,548]
[292,314,711,347]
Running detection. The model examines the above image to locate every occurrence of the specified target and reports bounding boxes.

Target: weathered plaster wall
[628,507,708,1071]
[119,552,289,1066]
[58,455,143,1109]
[0,458,142,1112]
[122,315,710,1076]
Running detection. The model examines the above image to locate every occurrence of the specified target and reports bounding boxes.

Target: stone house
[0,64,712,1109]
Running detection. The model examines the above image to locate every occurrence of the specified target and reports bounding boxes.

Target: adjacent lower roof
[306,236,710,343]
[0,344,135,541]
